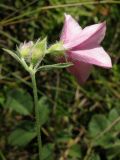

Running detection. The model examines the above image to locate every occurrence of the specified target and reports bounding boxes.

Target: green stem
[31,72,42,160]
[83,143,93,160]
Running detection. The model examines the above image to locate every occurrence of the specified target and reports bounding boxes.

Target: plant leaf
[8,128,36,146]
[3,48,21,64]
[109,108,120,130]
[37,62,73,71]
[5,89,33,115]
[42,143,54,160]
[38,97,50,125]
[88,114,117,147]
[68,144,82,158]
[88,114,110,137]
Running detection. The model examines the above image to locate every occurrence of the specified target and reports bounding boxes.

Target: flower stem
[31,72,42,160]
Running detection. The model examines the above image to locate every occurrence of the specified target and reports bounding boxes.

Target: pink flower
[60,14,112,84]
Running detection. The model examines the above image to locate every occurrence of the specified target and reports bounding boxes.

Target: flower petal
[68,60,92,84]
[60,14,82,44]
[69,46,112,68]
[64,22,106,50]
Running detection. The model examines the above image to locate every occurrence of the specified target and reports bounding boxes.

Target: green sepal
[31,37,47,65]
[47,41,65,56]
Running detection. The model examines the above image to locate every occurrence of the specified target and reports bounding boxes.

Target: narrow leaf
[37,62,73,71]
[3,48,21,64]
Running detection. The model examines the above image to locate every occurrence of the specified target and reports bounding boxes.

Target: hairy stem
[31,72,42,160]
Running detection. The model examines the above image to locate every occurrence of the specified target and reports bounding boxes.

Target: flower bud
[48,41,65,57]
[19,41,33,58]
[31,38,47,64]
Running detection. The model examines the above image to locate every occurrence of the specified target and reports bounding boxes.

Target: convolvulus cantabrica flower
[60,14,112,84]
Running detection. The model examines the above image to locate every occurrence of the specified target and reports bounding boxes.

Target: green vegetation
[0,0,120,160]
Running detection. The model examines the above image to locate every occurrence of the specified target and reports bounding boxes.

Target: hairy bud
[19,41,33,58]
[31,38,47,64]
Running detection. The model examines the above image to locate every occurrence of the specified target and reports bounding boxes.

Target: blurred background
[0,0,120,160]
